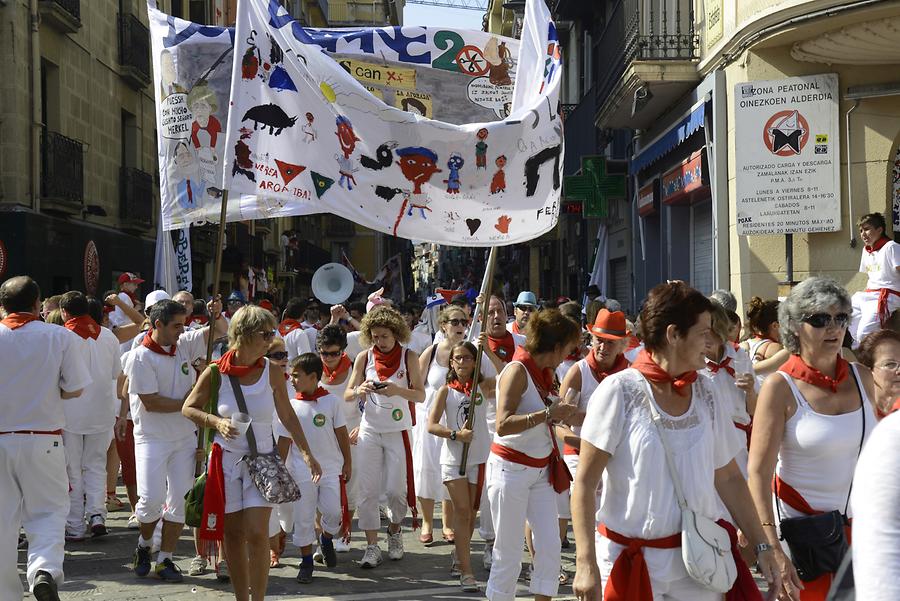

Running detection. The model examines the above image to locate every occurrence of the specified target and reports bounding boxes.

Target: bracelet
[525,413,533,428]
[544,406,552,423]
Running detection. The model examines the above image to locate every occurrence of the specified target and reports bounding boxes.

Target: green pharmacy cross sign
[562,156,626,218]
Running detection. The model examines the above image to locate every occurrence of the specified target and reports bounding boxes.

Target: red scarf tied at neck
[1,312,39,330]
[511,346,557,400]
[296,386,329,401]
[631,349,698,397]
[322,354,352,384]
[141,330,176,357]
[65,315,100,340]
[216,349,265,377]
[865,236,889,254]
[487,332,517,363]
[707,356,735,377]
[586,351,629,384]
[447,379,474,396]
[779,354,849,393]
[278,318,304,337]
[372,343,403,381]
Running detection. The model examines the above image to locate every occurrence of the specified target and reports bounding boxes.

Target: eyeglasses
[800,313,849,329]
[452,355,475,364]
[319,350,342,358]
[446,319,468,327]
[875,361,900,373]
[258,330,276,341]
[266,351,288,361]
[516,306,536,313]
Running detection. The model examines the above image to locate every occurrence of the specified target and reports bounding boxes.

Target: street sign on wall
[734,73,841,235]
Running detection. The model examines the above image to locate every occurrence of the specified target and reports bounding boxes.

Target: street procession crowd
[4,212,900,601]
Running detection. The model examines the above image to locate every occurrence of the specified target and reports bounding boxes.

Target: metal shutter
[691,201,714,295]
[610,257,630,314]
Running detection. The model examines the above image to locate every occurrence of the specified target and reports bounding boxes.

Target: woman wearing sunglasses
[854,329,900,418]
[183,306,321,601]
[263,337,292,568]
[414,306,470,548]
[748,277,877,601]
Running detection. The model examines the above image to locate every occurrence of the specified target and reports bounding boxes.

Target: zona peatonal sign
[734,73,840,235]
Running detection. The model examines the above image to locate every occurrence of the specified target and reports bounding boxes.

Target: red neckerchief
[141,330,176,356]
[865,236,890,254]
[487,332,517,363]
[585,351,628,384]
[1,312,39,330]
[707,355,735,377]
[199,443,225,553]
[322,354,352,384]
[511,321,522,335]
[64,315,101,340]
[565,349,583,362]
[102,305,114,316]
[631,349,698,398]
[447,379,474,396]
[512,346,557,401]
[296,386,329,401]
[185,314,208,328]
[278,318,304,337]
[215,349,264,376]
[779,354,849,393]
[372,343,403,381]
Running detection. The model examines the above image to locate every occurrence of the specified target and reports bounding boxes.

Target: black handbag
[776,369,865,583]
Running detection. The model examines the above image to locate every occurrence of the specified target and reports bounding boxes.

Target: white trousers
[355,430,409,531]
[851,289,900,345]
[63,430,113,531]
[478,459,495,541]
[485,455,560,601]
[134,436,195,524]
[292,475,342,546]
[0,434,69,598]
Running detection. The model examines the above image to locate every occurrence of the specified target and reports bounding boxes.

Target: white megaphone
[311,263,355,305]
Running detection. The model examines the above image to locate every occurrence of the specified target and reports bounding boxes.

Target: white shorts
[222,450,273,514]
[441,463,484,485]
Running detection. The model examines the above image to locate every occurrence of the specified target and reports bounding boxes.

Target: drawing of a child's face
[495,155,507,169]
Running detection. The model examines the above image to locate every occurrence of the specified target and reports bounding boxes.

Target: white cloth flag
[221,0,563,246]
[153,222,178,294]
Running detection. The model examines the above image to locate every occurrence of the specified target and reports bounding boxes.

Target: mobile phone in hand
[373,381,389,390]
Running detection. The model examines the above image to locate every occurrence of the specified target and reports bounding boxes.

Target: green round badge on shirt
[181,362,189,375]
[391,408,403,421]
[313,414,326,427]
[474,392,483,406]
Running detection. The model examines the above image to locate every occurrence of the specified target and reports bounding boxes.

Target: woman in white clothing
[486,310,580,601]
[415,307,469,544]
[744,296,789,382]
[748,277,877,601]
[344,307,425,569]
[183,306,321,601]
[572,282,779,601]
[854,329,900,418]
[428,341,495,592]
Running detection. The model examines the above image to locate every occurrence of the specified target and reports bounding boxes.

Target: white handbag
[643,393,737,593]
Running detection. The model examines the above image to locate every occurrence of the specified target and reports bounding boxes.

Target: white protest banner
[221,0,563,246]
[148,6,319,230]
[734,73,841,235]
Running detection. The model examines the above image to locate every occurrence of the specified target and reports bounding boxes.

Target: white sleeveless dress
[413,346,448,500]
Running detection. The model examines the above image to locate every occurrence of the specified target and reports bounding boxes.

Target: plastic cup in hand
[231,412,251,435]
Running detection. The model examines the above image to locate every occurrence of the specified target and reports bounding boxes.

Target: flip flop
[419,532,434,544]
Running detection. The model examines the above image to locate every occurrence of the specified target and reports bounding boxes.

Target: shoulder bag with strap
[185,364,221,528]
[643,391,737,593]
[776,369,865,582]
[229,374,302,504]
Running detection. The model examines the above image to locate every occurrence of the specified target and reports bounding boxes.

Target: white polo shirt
[0,319,92,431]
[126,328,206,442]
[274,391,347,481]
[63,326,122,434]
[860,239,900,290]
[284,327,312,362]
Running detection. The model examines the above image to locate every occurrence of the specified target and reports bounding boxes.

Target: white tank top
[215,360,275,455]
[361,346,413,433]
[321,376,357,430]
[574,359,603,437]
[775,365,875,518]
[423,346,450,410]
[491,361,552,458]
[441,385,491,467]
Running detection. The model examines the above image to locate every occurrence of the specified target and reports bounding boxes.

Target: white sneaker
[387,529,404,560]
[334,538,351,553]
[127,514,140,530]
[188,555,207,576]
[483,540,494,570]
[313,544,324,564]
[359,544,383,568]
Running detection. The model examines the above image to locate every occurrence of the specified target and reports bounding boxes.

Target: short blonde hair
[359,306,410,347]
[227,305,276,350]
[709,302,732,345]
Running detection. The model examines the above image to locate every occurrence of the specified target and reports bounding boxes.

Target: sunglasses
[259,330,276,341]
[516,305,536,313]
[319,350,342,358]
[266,351,288,360]
[446,318,468,327]
[801,313,849,329]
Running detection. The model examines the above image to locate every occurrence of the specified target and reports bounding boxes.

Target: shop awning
[631,100,706,174]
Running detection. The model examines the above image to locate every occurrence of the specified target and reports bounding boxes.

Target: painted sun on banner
[220,0,564,246]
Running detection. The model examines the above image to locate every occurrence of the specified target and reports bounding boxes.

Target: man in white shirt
[125,298,225,582]
[0,276,91,601]
[59,291,122,541]
[109,272,144,330]
[851,212,900,346]
[279,298,312,361]
[508,291,537,337]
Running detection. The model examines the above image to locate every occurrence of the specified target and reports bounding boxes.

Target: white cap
[145,289,171,310]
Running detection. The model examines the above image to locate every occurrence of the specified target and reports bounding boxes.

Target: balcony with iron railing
[39,0,81,33]
[593,0,700,130]
[41,129,84,215]
[118,13,152,89]
[120,166,154,232]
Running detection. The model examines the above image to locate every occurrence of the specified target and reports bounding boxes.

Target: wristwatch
[450,430,457,441]
[755,542,773,556]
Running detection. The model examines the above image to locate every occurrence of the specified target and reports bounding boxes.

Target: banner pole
[459,246,498,476]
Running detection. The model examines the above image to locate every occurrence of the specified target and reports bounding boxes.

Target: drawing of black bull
[242,104,297,136]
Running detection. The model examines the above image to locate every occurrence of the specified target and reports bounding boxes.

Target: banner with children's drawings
[149,6,320,230]
[219,0,564,246]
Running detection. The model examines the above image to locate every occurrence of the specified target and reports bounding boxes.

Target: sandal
[419,532,434,545]
[270,550,281,568]
[460,574,479,592]
[558,568,569,586]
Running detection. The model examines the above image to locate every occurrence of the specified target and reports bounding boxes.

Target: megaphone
[312,263,355,305]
